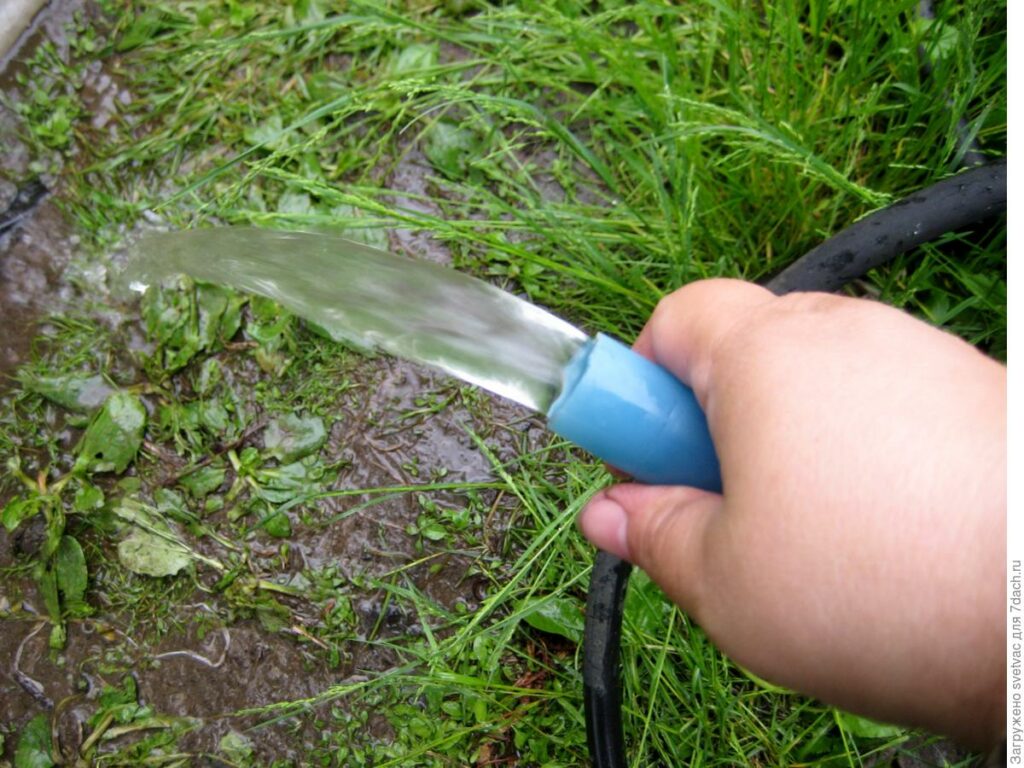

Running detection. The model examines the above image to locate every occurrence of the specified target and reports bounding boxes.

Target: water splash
[123,228,587,412]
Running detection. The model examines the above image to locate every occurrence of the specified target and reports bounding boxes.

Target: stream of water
[124,227,587,413]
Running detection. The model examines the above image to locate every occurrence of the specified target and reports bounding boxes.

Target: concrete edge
[0,0,50,69]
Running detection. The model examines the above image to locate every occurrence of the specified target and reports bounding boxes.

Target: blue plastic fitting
[546,333,722,491]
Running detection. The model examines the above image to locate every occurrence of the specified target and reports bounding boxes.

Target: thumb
[579,483,723,615]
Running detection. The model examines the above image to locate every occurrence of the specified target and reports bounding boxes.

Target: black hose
[581,161,1007,766]
[768,160,1006,295]
[583,552,633,768]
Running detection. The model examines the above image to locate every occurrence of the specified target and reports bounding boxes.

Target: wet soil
[0,3,542,762]
[0,0,95,383]
[0,357,538,761]
[0,199,79,378]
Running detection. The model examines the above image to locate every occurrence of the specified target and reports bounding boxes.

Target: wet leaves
[142,276,245,375]
[835,711,905,740]
[14,714,55,768]
[36,565,64,649]
[2,495,45,532]
[20,372,114,413]
[218,731,256,765]
[112,497,219,576]
[142,275,202,373]
[521,596,584,643]
[55,535,89,614]
[263,413,327,463]
[117,529,192,577]
[392,43,439,77]
[423,119,482,181]
[262,510,292,539]
[243,114,288,151]
[74,391,147,474]
[180,464,227,498]
[198,283,245,350]
[329,204,389,250]
[73,481,105,512]
[247,295,295,375]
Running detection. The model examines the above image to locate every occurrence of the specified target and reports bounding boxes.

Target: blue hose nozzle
[546,334,721,492]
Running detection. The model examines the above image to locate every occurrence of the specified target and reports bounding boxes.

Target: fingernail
[579,494,630,561]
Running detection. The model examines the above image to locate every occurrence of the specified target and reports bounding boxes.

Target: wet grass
[0,0,1006,766]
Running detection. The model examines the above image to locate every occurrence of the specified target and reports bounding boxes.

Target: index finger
[633,279,775,405]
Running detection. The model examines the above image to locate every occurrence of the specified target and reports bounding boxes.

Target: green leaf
[42,503,65,561]
[117,529,193,577]
[180,465,226,498]
[142,276,201,373]
[115,8,167,52]
[262,511,292,538]
[154,487,197,524]
[49,623,66,650]
[521,596,584,643]
[263,414,326,463]
[255,594,290,632]
[20,373,114,413]
[622,570,672,635]
[277,190,314,216]
[2,496,44,532]
[392,43,439,77]
[15,714,55,768]
[418,520,448,541]
[34,562,61,621]
[423,120,481,180]
[112,496,164,528]
[218,730,255,764]
[111,497,209,575]
[834,710,906,740]
[246,296,294,375]
[328,205,390,250]
[74,391,147,474]
[196,283,229,349]
[91,676,146,727]
[195,358,223,397]
[243,114,287,150]
[253,458,333,505]
[55,536,89,613]
[73,482,105,513]
[294,0,327,24]
[34,564,64,649]
[913,16,962,63]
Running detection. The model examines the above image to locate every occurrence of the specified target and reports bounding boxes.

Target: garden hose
[582,161,1008,767]
[769,159,1006,295]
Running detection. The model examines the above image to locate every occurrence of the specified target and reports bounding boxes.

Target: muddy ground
[0,2,542,762]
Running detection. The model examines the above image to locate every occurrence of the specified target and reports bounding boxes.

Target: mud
[0,199,79,378]
[386,148,453,266]
[0,3,542,762]
[0,350,539,760]
[0,0,91,382]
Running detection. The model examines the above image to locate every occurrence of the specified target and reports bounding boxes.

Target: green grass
[0,0,1005,766]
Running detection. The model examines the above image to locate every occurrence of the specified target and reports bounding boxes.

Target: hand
[579,279,1006,748]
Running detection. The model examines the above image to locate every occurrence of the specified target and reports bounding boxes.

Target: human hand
[578,279,1006,748]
